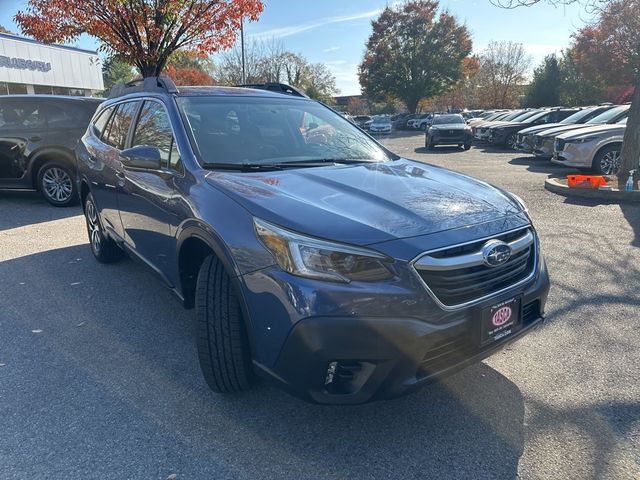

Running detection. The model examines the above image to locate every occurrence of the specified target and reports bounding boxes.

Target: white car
[551,119,627,174]
[369,116,392,134]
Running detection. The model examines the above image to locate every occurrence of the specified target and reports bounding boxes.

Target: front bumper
[261,256,550,404]
[429,132,472,145]
[551,142,594,168]
[534,137,554,158]
[515,134,534,153]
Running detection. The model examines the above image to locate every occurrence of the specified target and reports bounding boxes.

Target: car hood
[205,159,522,246]
[490,121,532,130]
[431,124,469,130]
[557,123,626,139]
[519,123,569,135]
[538,123,606,138]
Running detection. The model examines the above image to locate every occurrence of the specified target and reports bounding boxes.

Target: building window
[33,85,53,95]
[52,86,70,96]
[0,82,8,95]
[7,83,28,94]
[68,88,86,96]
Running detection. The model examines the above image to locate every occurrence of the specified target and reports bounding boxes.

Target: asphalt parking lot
[1,132,639,480]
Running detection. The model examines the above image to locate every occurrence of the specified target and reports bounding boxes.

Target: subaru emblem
[482,240,512,267]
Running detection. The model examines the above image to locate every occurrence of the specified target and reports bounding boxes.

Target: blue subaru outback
[77,78,550,404]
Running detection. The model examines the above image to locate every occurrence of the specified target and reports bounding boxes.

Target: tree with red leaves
[165,65,215,86]
[15,0,263,78]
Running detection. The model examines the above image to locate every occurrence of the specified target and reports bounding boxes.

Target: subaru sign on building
[0,33,104,96]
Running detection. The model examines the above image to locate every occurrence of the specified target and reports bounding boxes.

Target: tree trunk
[406,97,420,114]
[617,78,640,190]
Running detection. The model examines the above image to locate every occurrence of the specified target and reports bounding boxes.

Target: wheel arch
[29,147,76,190]
[591,140,623,166]
[176,225,257,354]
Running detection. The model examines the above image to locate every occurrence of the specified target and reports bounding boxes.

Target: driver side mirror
[120,145,162,170]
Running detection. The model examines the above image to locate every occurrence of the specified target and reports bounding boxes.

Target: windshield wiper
[201,162,283,171]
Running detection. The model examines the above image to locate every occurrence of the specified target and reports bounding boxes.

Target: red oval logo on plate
[492,306,512,327]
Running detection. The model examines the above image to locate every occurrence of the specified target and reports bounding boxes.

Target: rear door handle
[29,135,42,142]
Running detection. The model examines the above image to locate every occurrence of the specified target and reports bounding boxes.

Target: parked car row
[471,104,630,174]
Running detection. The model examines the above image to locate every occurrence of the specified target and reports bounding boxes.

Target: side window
[0,101,45,129]
[92,106,114,138]
[103,101,139,150]
[131,101,181,170]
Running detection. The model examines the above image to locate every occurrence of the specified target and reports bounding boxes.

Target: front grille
[413,228,536,308]
[555,138,566,151]
[534,135,544,148]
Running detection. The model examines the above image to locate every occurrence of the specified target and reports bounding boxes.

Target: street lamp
[241,17,246,84]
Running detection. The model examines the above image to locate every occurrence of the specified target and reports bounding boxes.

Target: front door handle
[29,135,42,142]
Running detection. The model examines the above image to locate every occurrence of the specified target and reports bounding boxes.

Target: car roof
[0,95,103,102]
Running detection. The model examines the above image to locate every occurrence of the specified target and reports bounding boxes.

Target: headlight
[254,218,394,282]
[566,136,598,144]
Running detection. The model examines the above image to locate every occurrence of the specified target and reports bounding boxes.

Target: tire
[505,134,518,150]
[463,143,472,151]
[426,137,435,150]
[592,144,622,175]
[38,162,78,207]
[84,193,124,263]
[196,255,254,393]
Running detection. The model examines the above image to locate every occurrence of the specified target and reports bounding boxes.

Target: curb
[544,178,640,203]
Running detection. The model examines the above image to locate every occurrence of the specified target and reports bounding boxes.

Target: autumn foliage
[165,65,215,86]
[15,0,263,77]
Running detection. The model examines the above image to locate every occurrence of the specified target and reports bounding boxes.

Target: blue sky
[0,0,593,95]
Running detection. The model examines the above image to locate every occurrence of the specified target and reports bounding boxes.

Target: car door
[84,102,139,237]
[116,99,184,281]
[0,98,46,189]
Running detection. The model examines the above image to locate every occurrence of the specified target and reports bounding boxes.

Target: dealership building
[0,33,104,96]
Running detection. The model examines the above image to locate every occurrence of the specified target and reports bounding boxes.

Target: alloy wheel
[506,134,518,150]
[600,150,621,175]
[42,167,73,203]
[86,200,101,255]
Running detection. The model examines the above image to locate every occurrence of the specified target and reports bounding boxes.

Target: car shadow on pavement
[414,146,467,155]
[0,244,526,479]
[0,190,82,231]
[509,156,577,177]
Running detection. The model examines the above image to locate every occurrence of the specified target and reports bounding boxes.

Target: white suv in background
[551,118,627,175]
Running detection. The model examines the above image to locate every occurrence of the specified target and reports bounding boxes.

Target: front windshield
[511,110,542,122]
[586,105,629,124]
[560,108,597,124]
[433,114,465,125]
[499,111,524,121]
[177,96,390,166]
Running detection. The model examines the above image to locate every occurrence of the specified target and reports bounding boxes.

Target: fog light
[324,361,338,385]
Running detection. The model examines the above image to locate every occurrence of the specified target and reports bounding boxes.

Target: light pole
[241,18,246,84]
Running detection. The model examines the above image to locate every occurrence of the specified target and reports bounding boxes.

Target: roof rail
[108,76,179,99]
[236,82,308,98]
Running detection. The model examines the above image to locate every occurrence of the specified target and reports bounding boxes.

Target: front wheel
[592,144,622,175]
[505,134,518,150]
[463,142,472,151]
[38,162,78,207]
[84,193,124,263]
[196,255,254,393]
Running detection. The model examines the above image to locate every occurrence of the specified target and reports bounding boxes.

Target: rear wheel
[84,194,124,263]
[196,255,254,393]
[38,162,78,207]
[592,144,622,175]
